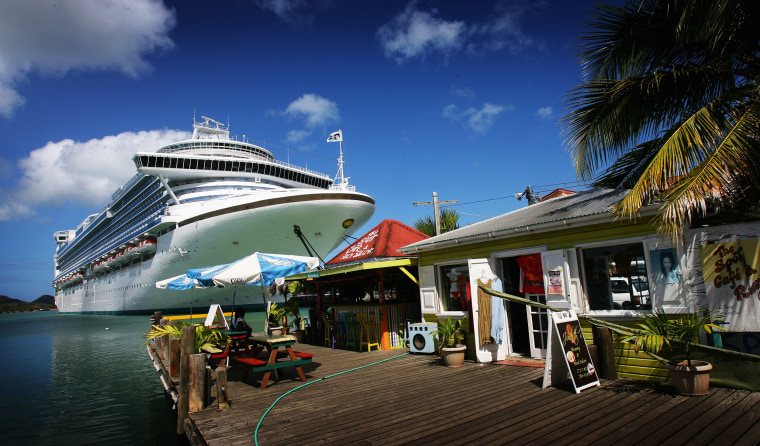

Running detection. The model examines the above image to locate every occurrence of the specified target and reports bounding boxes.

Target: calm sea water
[0,310,264,446]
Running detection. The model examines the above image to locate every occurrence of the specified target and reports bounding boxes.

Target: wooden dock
[187,343,760,445]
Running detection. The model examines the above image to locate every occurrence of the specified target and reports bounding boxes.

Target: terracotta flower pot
[293,329,307,343]
[667,360,712,396]
[441,345,467,368]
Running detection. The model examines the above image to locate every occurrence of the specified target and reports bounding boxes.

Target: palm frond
[564,0,760,234]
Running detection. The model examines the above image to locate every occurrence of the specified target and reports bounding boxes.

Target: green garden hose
[254,352,409,445]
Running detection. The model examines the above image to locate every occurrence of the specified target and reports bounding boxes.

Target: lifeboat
[122,245,137,261]
[69,272,84,285]
[58,271,84,288]
[91,258,109,274]
[104,254,119,268]
[110,251,127,267]
[135,238,157,257]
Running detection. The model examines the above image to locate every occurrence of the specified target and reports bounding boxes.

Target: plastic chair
[357,312,381,352]
[321,313,335,348]
[343,312,361,350]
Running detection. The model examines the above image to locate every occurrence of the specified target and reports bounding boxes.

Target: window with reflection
[439,264,469,312]
[580,242,650,310]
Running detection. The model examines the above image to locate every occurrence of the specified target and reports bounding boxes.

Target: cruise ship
[53,117,375,314]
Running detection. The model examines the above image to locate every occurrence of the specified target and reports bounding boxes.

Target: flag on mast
[327,129,342,142]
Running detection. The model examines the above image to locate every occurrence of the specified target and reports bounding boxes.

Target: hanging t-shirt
[516,254,544,294]
[490,278,505,344]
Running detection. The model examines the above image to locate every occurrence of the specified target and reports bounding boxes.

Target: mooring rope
[254,351,409,445]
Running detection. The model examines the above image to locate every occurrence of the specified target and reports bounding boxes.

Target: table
[241,334,312,389]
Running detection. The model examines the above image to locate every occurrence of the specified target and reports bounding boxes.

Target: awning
[287,258,418,284]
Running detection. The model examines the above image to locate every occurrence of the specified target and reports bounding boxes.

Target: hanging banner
[543,310,599,394]
[699,239,760,332]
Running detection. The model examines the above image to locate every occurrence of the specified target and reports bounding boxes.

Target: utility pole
[413,191,458,236]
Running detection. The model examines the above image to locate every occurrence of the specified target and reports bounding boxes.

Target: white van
[611,276,650,309]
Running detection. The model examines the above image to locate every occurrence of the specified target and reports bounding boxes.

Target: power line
[444,180,587,208]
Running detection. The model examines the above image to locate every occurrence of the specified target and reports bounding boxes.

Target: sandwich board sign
[542,309,599,393]
[204,304,229,329]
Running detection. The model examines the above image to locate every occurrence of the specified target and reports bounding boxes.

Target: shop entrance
[499,257,531,356]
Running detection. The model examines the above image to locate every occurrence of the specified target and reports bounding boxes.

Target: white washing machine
[408,322,437,353]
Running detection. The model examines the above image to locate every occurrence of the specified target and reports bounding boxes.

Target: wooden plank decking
[188,343,760,445]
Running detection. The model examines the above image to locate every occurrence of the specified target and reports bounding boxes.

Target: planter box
[668,360,712,396]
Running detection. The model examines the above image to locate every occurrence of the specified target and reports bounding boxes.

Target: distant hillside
[0,295,21,304]
[0,295,57,313]
[35,295,55,305]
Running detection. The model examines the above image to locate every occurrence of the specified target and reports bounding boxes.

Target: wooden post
[170,337,181,378]
[177,325,195,435]
[216,366,229,409]
[155,319,167,359]
[189,354,206,412]
[593,326,617,380]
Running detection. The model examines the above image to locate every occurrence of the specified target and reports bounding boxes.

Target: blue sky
[0,0,620,301]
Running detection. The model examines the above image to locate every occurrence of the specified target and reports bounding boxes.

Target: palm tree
[562,0,760,237]
[414,207,461,236]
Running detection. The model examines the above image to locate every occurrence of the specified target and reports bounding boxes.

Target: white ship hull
[55,189,374,314]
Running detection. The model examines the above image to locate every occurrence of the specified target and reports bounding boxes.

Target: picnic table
[236,334,313,389]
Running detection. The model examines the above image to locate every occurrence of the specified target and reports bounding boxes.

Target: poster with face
[651,248,680,284]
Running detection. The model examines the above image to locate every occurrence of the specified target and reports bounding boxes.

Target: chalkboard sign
[542,310,599,393]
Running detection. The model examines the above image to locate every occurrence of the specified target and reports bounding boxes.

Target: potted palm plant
[622,306,725,395]
[267,302,288,336]
[430,316,467,368]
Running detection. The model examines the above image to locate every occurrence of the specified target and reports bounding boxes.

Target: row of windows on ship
[135,155,332,189]
[57,279,157,295]
[162,141,273,160]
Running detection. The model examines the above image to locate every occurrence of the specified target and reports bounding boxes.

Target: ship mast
[328,129,352,191]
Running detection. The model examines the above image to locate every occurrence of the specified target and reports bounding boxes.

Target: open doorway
[500,257,531,356]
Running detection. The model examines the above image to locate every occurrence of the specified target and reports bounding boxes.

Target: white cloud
[469,0,542,55]
[284,94,340,128]
[286,129,312,143]
[0,0,176,118]
[450,86,475,98]
[443,103,508,133]
[254,0,312,24]
[378,0,543,63]
[0,129,188,221]
[376,3,465,63]
[536,106,553,119]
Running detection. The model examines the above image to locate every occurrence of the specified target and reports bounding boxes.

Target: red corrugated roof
[326,219,429,265]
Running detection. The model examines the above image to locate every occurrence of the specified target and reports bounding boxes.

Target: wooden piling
[215,366,229,409]
[189,353,206,412]
[177,325,195,435]
[170,336,180,378]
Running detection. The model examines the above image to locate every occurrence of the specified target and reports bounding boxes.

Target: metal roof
[401,188,657,252]
[326,219,428,265]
